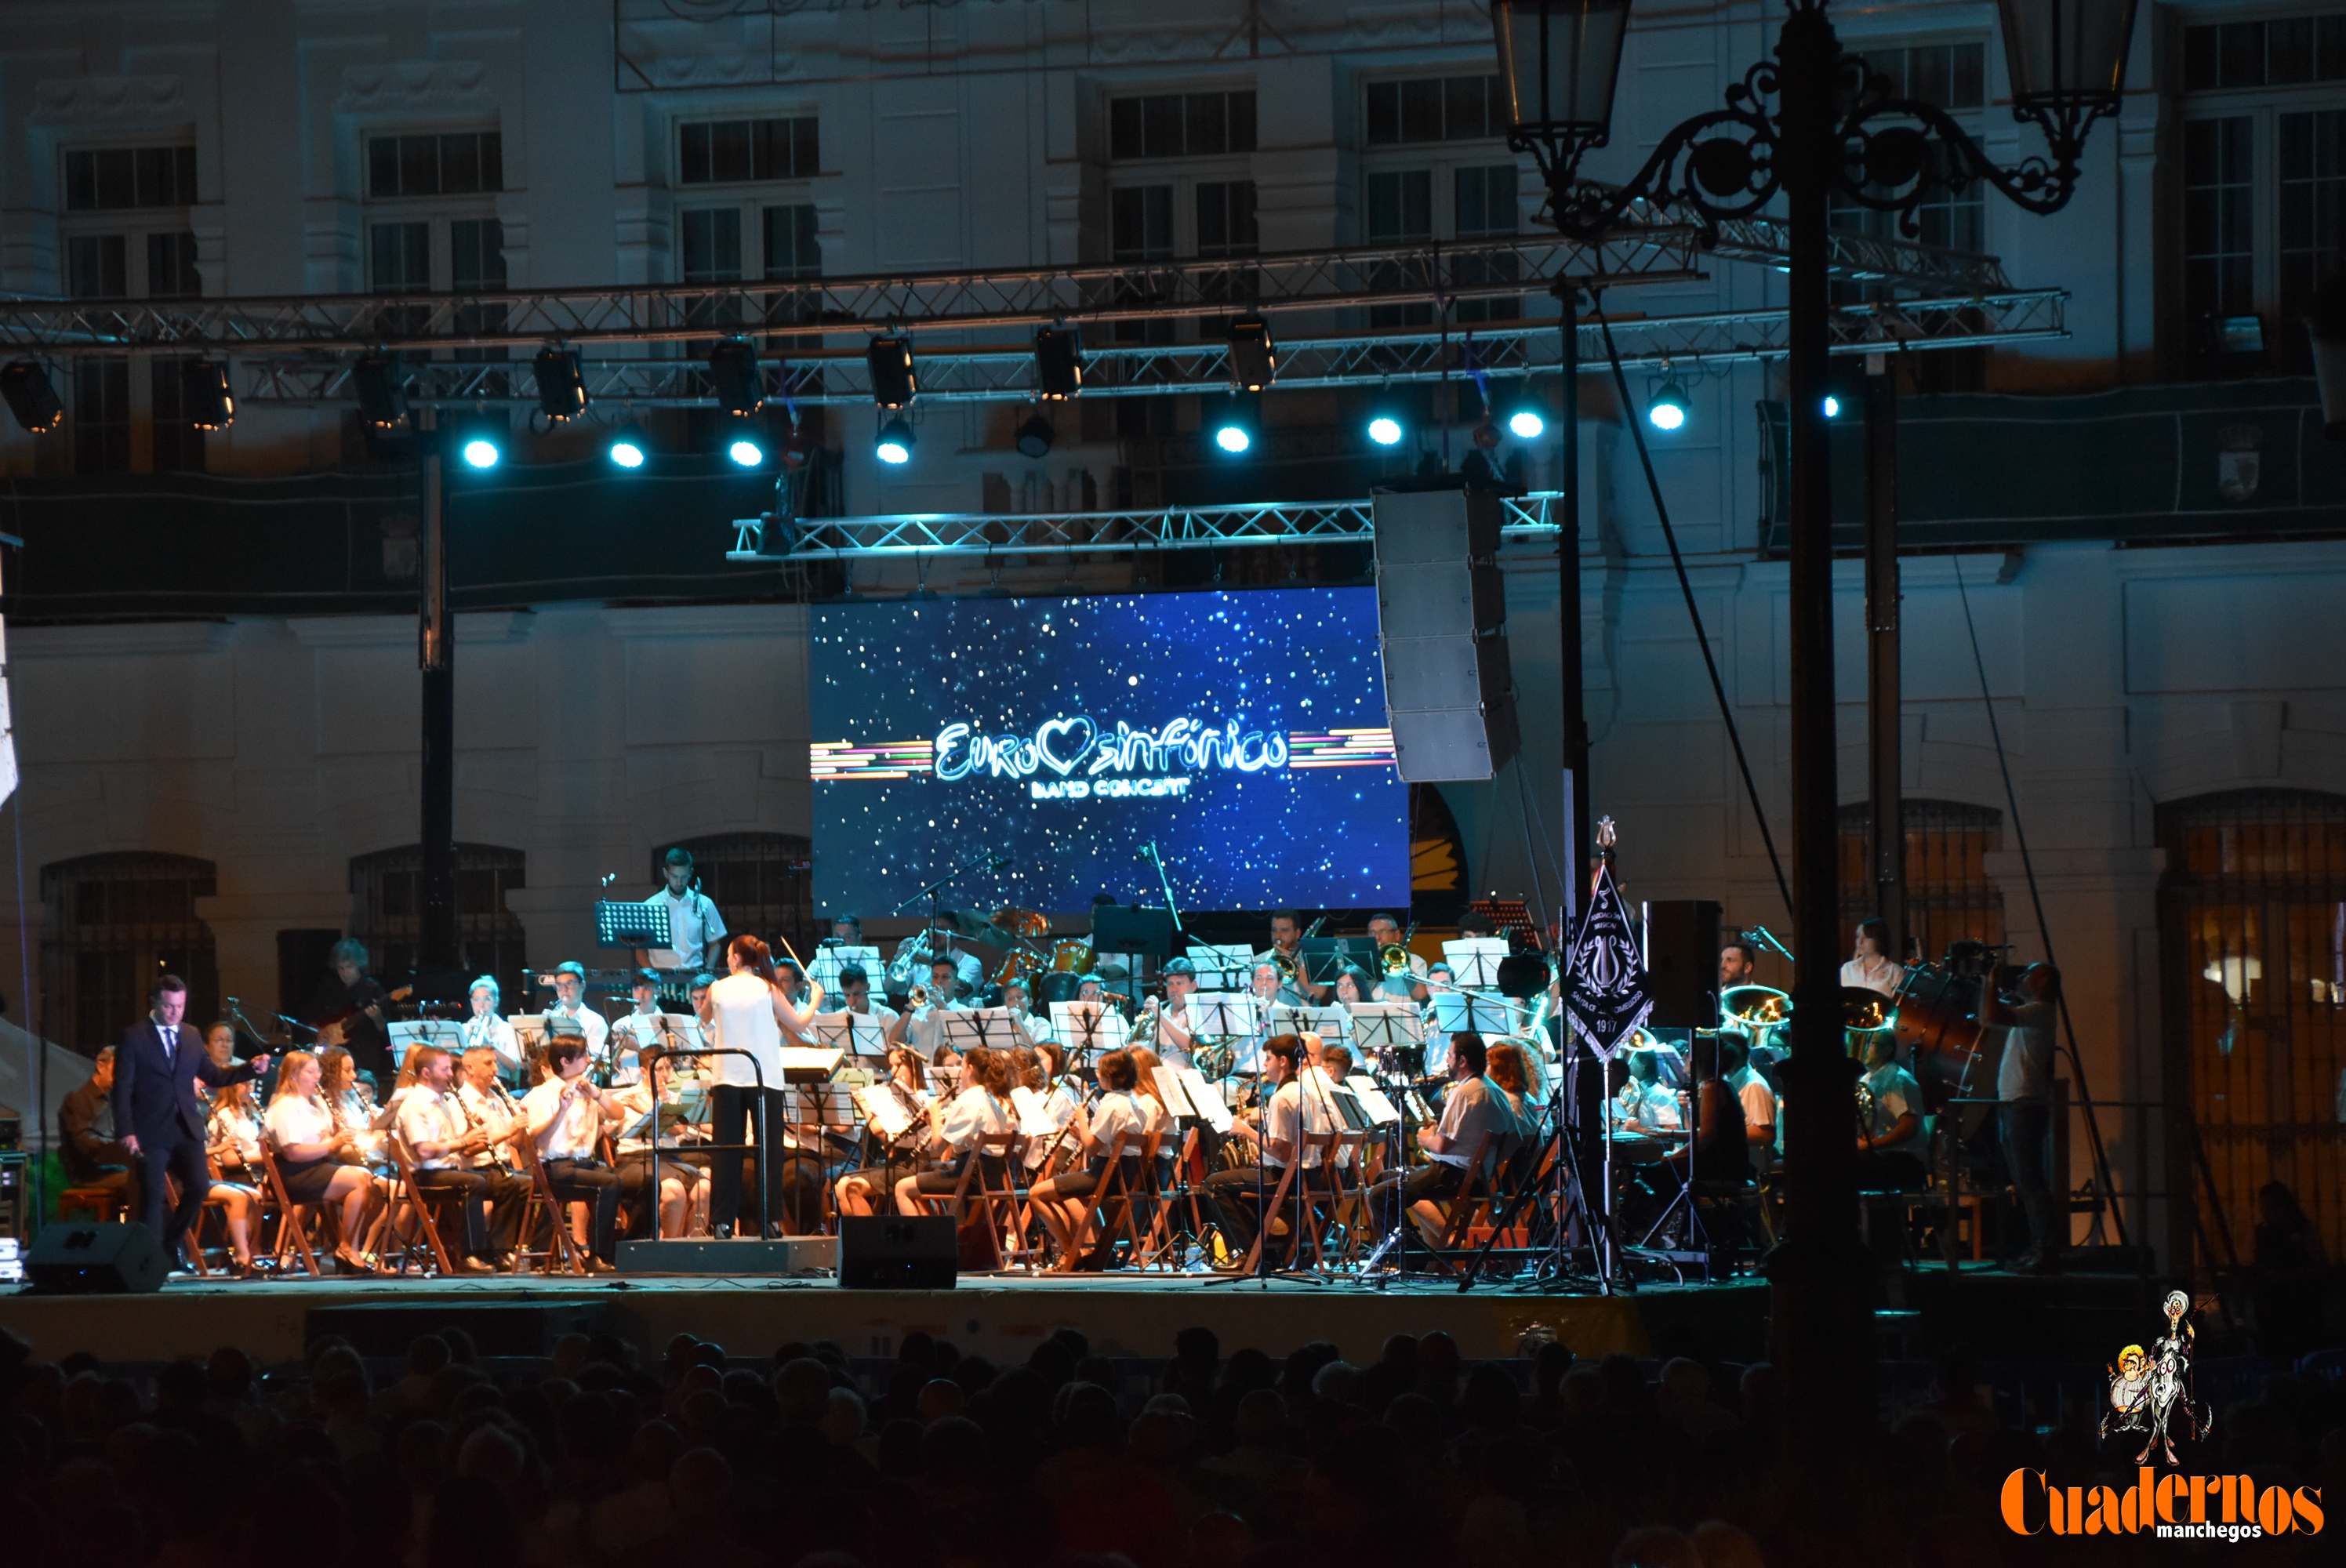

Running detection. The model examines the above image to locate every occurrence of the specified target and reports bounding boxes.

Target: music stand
[1186,942,1255,991]
[940,1007,1019,1061]
[1443,938,1510,989]
[776,1046,844,1083]
[809,943,881,994]
[1091,905,1177,968]
[1298,936,1359,990]
[814,1012,889,1058]
[387,1019,463,1068]
[1185,993,1259,1041]
[1431,990,1523,1036]
[1348,1002,1422,1065]
[1049,1000,1129,1062]
[1342,1073,1402,1127]
[596,900,670,952]
[1173,1066,1234,1134]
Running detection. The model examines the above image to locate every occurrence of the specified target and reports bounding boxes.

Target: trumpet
[908,985,929,1009]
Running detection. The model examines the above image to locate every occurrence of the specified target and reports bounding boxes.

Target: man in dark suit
[114,973,270,1272]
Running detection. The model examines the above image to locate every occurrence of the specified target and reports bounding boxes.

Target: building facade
[1,0,2343,1272]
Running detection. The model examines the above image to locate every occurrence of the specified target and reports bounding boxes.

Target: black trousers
[541,1158,623,1261]
[710,1086,802,1232]
[133,1131,211,1259]
[1202,1164,1322,1254]
[1999,1099,2055,1257]
[412,1167,526,1258]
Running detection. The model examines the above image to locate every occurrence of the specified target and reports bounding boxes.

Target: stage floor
[0,1265,1771,1367]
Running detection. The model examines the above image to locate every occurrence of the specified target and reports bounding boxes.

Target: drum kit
[883,906,1104,1007]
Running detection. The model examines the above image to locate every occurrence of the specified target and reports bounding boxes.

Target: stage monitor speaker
[26,1221,166,1294]
[1643,899,1721,1030]
[837,1215,957,1290]
[1371,487,1517,782]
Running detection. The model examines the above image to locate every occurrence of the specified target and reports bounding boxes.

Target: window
[41,852,220,1054]
[2177,21,2346,375]
[58,143,201,473]
[1364,74,1505,146]
[366,131,503,199]
[349,844,529,1002]
[655,833,813,958]
[679,116,819,184]
[2158,789,2346,1271]
[1836,800,2006,967]
[1109,90,1255,161]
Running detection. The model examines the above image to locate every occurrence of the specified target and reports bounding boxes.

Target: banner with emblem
[1559,819,1651,1062]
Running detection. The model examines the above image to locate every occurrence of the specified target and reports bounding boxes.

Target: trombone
[1378,918,1418,976]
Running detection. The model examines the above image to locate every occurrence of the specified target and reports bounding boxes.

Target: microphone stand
[1139,841,1186,937]
[892,850,1008,1000]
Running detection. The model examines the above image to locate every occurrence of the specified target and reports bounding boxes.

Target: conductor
[115,973,270,1274]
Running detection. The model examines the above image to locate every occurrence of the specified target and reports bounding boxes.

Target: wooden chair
[1010,1121,1080,1258]
[1051,1128,1150,1273]
[906,1137,1004,1270]
[256,1145,328,1279]
[1135,1127,1213,1270]
[510,1137,589,1276]
[1420,1133,1501,1276]
[1315,1131,1377,1268]
[1234,1152,1310,1276]
[968,1131,1040,1272]
[58,1183,129,1224]
[384,1137,462,1277]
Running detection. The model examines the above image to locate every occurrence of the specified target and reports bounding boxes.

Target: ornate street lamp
[1492,0,2138,1468]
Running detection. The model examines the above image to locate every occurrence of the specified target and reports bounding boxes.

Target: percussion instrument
[1048,939,1093,975]
[1720,985,1792,1032]
[1892,961,1997,1134]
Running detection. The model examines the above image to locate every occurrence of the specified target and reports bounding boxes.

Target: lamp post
[1494,0,2137,1456]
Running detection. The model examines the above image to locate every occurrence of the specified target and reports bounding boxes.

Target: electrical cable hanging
[1951,554,2128,1249]
[1592,302,1792,916]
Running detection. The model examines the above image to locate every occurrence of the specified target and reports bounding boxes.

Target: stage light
[1212,392,1258,455]
[1507,407,1545,440]
[1821,393,1843,419]
[1227,315,1276,392]
[532,345,589,422]
[707,338,763,417]
[1367,414,1404,447]
[779,423,815,471]
[875,414,914,465]
[1647,379,1690,433]
[1033,327,1083,401]
[183,361,234,431]
[867,336,917,410]
[352,353,407,430]
[607,425,648,468]
[1,361,63,434]
[727,434,766,468]
[1016,412,1055,459]
[448,414,503,470]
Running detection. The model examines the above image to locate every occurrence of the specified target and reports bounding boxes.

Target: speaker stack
[24,1221,167,1294]
[1371,485,1517,782]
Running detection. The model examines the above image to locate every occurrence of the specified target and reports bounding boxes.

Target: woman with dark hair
[1030,1047,1152,1264]
[706,933,826,1238]
[892,1045,1016,1218]
[1842,916,1901,997]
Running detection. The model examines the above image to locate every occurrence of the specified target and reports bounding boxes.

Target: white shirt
[1996,1006,2053,1102]
[903,998,971,1062]
[1432,1075,1511,1169]
[1084,1090,1151,1160]
[1614,1077,1681,1132]
[1841,955,1902,998]
[523,1076,607,1162]
[1298,1066,1356,1167]
[1022,1083,1084,1169]
[547,1001,611,1065]
[1730,1066,1778,1133]
[706,971,786,1089]
[264,1094,335,1155]
[456,1080,525,1167]
[395,1087,472,1171]
[460,1013,523,1077]
[1861,1062,1922,1143]
[936,1084,1015,1154]
[645,887,727,971]
[208,1102,263,1165]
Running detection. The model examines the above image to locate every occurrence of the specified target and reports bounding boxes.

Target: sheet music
[1186,991,1259,1038]
[854,1083,917,1140]
[813,1013,889,1056]
[1048,1001,1130,1052]
[1186,942,1256,991]
[1344,1073,1401,1127]
[1433,989,1527,1036]
[1149,1063,1197,1120]
[808,943,881,993]
[1176,1066,1233,1133]
[1311,1004,1355,1042]
[1442,938,1510,988]
[1008,1084,1064,1138]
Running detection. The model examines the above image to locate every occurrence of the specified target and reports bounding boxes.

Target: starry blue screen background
[809,589,1409,913]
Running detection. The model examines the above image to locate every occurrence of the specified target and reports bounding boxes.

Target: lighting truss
[238,290,2063,409]
[727,493,1569,561]
[0,216,2010,359]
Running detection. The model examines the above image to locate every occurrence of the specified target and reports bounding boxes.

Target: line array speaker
[1371,485,1518,782]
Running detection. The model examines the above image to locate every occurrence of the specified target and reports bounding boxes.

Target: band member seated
[459,975,524,1080]
[688,972,717,1037]
[1000,978,1050,1047]
[1228,961,1282,1076]
[833,1047,934,1218]
[1411,960,1454,1007]
[637,845,728,975]
[1855,1032,1927,1190]
[1719,1036,1778,1174]
[547,962,613,1076]
[1030,1047,1152,1265]
[1376,1033,1510,1249]
[889,955,971,1062]
[828,912,865,946]
[1258,912,1331,1005]
[1365,913,1426,980]
[114,975,274,1277]
[609,970,672,1084]
[1138,957,1198,1068]
[1483,1042,1537,1157]
[264,1050,387,1274]
[307,938,396,1082]
[395,1044,525,1272]
[1331,964,1378,1007]
[456,1045,528,1163]
[1302,1040,1362,1184]
[612,1051,711,1239]
[1613,1047,1683,1132]
[892,1045,1017,1217]
[1659,1033,1748,1186]
[521,1037,626,1269]
[1843,916,1901,998]
[833,963,901,1046]
[775,956,812,1008]
[1019,1042,1084,1174]
[1719,938,1760,992]
[705,934,824,1239]
[317,1047,388,1169]
[202,1081,269,1276]
[1204,1034,1323,1258]
[60,1046,133,1210]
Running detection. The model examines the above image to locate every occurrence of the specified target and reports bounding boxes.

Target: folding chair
[1316,1131,1376,1267]
[1134,1128,1208,1270]
[907,1141,997,1269]
[385,1137,462,1277]
[257,1145,328,1279]
[1011,1121,1080,1258]
[1420,1133,1500,1276]
[1234,1155,1307,1276]
[1051,1128,1148,1273]
[510,1138,589,1276]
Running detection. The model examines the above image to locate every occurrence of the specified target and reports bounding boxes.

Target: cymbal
[932,908,1004,941]
[1720,985,1792,1026]
[990,906,1051,941]
[1840,985,1896,1032]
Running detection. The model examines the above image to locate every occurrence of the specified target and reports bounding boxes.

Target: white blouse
[936,1085,1015,1154]
[706,972,785,1088]
[265,1094,334,1154]
[1840,955,1902,998]
[208,1103,264,1166]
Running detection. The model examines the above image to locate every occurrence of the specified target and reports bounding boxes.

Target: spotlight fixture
[1821,393,1843,420]
[1,360,63,434]
[726,434,767,468]
[1211,391,1258,456]
[352,353,408,430]
[1367,413,1404,448]
[1016,412,1055,459]
[1646,378,1690,433]
[1506,406,1546,440]
[448,413,504,470]
[183,361,235,432]
[1033,326,1084,401]
[779,422,815,471]
[866,336,917,410]
[707,338,764,417]
[1226,315,1276,393]
[875,414,914,466]
[532,345,590,422]
[607,424,649,469]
